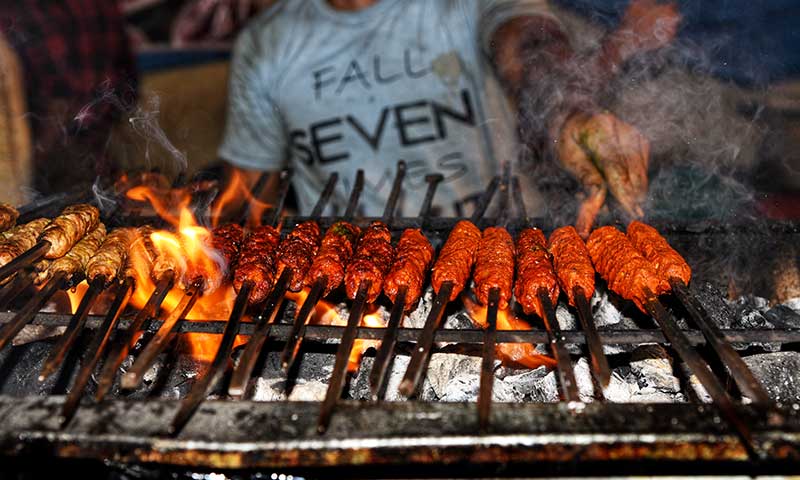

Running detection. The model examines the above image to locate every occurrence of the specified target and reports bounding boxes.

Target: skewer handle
[281,276,326,371]
[478,288,499,433]
[0,240,49,284]
[309,173,339,218]
[573,286,611,388]
[418,174,443,221]
[0,271,65,352]
[368,286,407,400]
[537,288,580,402]
[342,170,365,221]
[470,176,501,223]
[380,161,406,225]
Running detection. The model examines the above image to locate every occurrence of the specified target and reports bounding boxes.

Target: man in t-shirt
[218,0,678,234]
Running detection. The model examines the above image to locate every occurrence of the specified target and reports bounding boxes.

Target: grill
[0,165,799,477]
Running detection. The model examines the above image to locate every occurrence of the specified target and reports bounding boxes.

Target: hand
[614,0,681,58]
[557,111,650,237]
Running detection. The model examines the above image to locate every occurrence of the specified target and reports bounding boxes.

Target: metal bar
[95,272,174,401]
[418,174,443,221]
[470,176,501,222]
[478,287,499,433]
[0,271,65,351]
[670,277,772,407]
[0,240,49,284]
[573,286,611,387]
[0,271,34,310]
[121,281,202,389]
[266,169,294,228]
[60,280,132,427]
[170,281,251,435]
[368,286,406,400]
[309,173,339,218]
[38,276,106,381]
[398,282,453,397]
[280,277,326,371]
[538,288,580,402]
[342,170,365,221]
[380,161,406,224]
[643,289,759,460]
[512,176,526,218]
[317,280,372,434]
[228,268,290,398]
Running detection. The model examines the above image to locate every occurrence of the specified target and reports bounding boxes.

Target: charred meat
[473,226,515,309]
[384,228,434,309]
[344,221,395,303]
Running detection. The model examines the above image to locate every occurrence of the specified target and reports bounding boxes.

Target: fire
[209,169,271,228]
[463,296,557,370]
[66,280,89,315]
[350,308,385,372]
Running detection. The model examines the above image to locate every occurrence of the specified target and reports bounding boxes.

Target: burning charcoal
[629,344,681,394]
[694,283,780,350]
[495,366,560,402]
[11,325,65,346]
[742,352,800,403]
[693,282,734,329]
[681,364,712,403]
[349,355,411,401]
[423,353,482,401]
[574,357,598,402]
[763,304,800,330]
[591,290,624,327]
[288,380,329,401]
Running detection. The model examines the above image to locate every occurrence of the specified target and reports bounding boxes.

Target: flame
[463,296,557,370]
[209,169,271,228]
[350,308,385,372]
[66,281,89,315]
[126,185,189,228]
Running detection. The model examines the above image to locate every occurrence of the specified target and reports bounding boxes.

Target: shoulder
[233,1,315,62]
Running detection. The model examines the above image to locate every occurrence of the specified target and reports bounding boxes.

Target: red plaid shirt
[0,0,136,189]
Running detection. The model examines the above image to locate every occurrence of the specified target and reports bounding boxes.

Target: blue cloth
[554,0,800,86]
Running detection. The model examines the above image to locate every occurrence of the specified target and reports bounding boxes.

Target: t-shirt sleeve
[476,0,563,53]
[218,28,286,171]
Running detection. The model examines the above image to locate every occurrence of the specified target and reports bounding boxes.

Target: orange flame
[66,280,89,315]
[209,169,271,228]
[463,296,556,370]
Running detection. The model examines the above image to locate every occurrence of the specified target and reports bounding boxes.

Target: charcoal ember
[12,325,65,346]
[629,344,681,394]
[493,366,559,402]
[681,364,712,403]
[763,304,800,329]
[694,283,780,351]
[247,350,334,402]
[349,355,410,401]
[591,290,624,328]
[742,352,800,404]
[786,297,800,313]
[404,287,434,329]
[422,353,482,401]
[693,283,734,329]
[555,304,583,356]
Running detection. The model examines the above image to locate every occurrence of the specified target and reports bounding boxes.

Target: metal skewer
[39,276,107,381]
[573,286,611,388]
[228,173,340,397]
[95,271,174,401]
[478,287,499,432]
[0,271,35,310]
[0,271,66,352]
[317,279,372,434]
[642,287,758,459]
[0,240,49,284]
[61,279,133,427]
[668,277,772,408]
[537,288,580,402]
[281,170,365,371]
[398,176,501,398]
[120,280,202,389]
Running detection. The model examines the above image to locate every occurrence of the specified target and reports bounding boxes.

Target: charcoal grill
[0,166,799,477]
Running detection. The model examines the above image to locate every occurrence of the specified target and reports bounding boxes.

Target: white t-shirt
[219,0,556,217]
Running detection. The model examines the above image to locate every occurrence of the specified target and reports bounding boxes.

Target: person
[218,0,679,234]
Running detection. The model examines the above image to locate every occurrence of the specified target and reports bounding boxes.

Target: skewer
[38,276,107,381]
[478,287,499,432]
[0,271,35,310]
[263,169,293,228]
[669,277,772,408]
[369,174,443,398]
[642,287,758,459]
[170,281,253,434]
[398,176,501,397]
[0,240,49,283]
[317,279,372,434]
[310,173,340,218]
[537,288,580,402]
[61,279,133,427]
[280,169,366,371]
[95,271,174,401]
[120,280,202,389]
[573,286,612,387]
[381,160,406,224]
[0,271,66,352]
[227,269,291,397]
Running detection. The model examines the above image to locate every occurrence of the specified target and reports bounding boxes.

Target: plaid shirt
[0,0,136,190]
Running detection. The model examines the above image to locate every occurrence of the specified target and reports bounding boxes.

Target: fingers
[575,183,607,239]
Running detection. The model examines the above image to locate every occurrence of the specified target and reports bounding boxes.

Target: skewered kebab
[626,220,771,407]
[233,225,281,304]
[586,225,757,454]
[39,227,136,380]
[548,225,610,386]
[0,204,100,283]
[0,218,49,267]
[229,172,338,398]
[317,163,405,434]
[0,202,19,232]
[0,222,106,352]
[398,176,500,398]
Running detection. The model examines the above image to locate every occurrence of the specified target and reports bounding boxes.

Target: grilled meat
[473,226,515,309]
[586,226,662,312]
[186,223,244,294]
[40,204,100,259]
[548,225,595,305]
[0,218,50,267]
[124,226,157,282]
[234,225,281,304]
[344,221,394,303]
[32,259,51,286]
[514,228,559,317]
[0,203,19,233]
[306,221,361,297]
[627,220,691,290]
[48,223,107,277]
[384,228,434,309]
[276,221,321,292]
[86,227,137,283]
[431,220,481,301]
